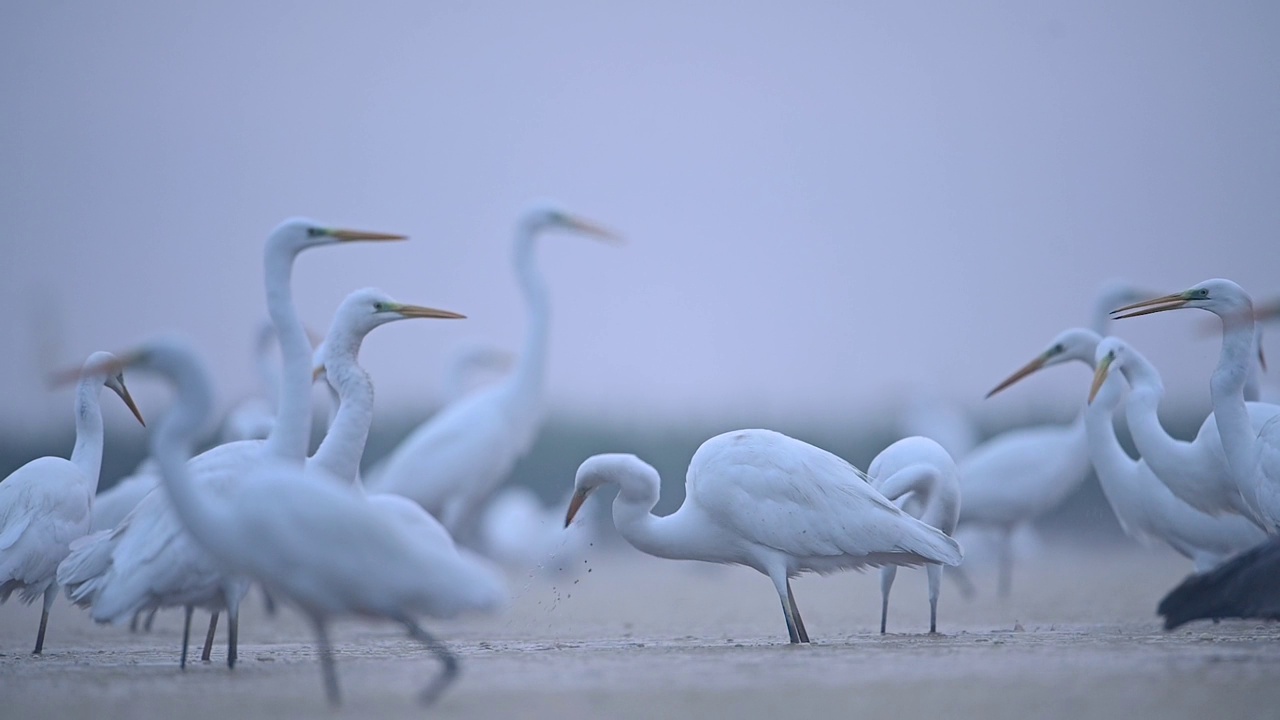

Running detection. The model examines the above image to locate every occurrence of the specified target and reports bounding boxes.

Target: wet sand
[2,542,1278,719]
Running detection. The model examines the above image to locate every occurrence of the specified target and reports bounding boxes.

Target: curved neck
[1211,309,1260,485]
[261,243,312,462]
[152,360,230,552]
[308,338,373,483]
[610,475,698,561]
[1084,378,1137,490]
[507,224,549,415]
[1119,350,1193,474]
[69,378,106,492]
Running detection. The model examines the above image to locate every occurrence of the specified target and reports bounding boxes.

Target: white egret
[57,219,405,668]
[0,351,143,653]
[953,350,1093,598]
[98,336,505,706]
[1158,527,1280,629]
[867,436,960,634]
[564,430,963,643]
[1081,325,1274,527]
[1113,279,1280,529]
[367,203,620,541]
[1086,336,1266,570]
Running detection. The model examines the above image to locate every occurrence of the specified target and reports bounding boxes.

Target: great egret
[1085,336,1267,570]
[954,348,1093,598]
[57,219,405,668]
[94,336,505,706]
[1081,325,1274,528]
[1158,528,1280,629]
[0,351,143,653]
[368,203,620,542]
[1113,279,1280,529]
[564,430,963,644]
[867,436,960,634]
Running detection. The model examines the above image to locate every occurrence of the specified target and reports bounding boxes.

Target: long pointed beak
[1088,353,1114,404]
[1110,292,1190,320]
[312,364,326,383]
[564,487,592,528]
[986,354,1050,399]
[116,381,146,427]
[393,304,467,320]
[565,216,624,246]
[328,229,407,242]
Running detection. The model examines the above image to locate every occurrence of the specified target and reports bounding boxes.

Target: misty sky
[2,2,1278,441]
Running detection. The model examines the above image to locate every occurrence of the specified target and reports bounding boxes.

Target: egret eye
[1197,288,1210,298]
[373,302,387,313]
[1052,343,1065,355]
[306,227,325,238]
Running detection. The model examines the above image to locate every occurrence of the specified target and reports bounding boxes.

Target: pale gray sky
[2,2,1278,438]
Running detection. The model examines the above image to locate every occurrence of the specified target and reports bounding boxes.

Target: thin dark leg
[180,605,193,669]
[927,563,942,634]
[879,566,897,635]
[405,620,460,706]
[201,613,219,663]
[786,579,810,643]
[227,608,239,669]
[312,617,340,707]
[143,607,158,632]
[129,611,140,634]
[33,586,55,655]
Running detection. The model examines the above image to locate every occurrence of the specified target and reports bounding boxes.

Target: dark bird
[1158,536,1280,629]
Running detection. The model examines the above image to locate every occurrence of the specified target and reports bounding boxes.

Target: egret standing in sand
[564,429,962,643]
[0,351,143,653]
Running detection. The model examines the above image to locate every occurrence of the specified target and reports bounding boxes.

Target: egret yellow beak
[1089,352,1115,404]
[564,487,592,528]
[113,378,146,427]
[327,228,407,242]
[1110,291,1191,320]
[564,215,624,245]
[392,304,466,320]
[986,353,1051,399]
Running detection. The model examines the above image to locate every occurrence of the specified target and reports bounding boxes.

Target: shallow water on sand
[2,541,1278,719]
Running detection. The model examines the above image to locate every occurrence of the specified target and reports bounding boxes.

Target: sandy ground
[2,540,1278,720]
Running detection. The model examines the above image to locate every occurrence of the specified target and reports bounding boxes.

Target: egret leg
[261,587,277,616]
[997,528,1014,599]
[226,601,239,670]
[33,585,55,655]
[201,613,219,663]
[786,579,810,643]
[129,610,140,634]
[770,572,803,643]
[311,617,341,707]
[926,564,942,634]
[143,607,158,632]
[405,620,460,706]
[180,605,194,669]
[879,566,898,634]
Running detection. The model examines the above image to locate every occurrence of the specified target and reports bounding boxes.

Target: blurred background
[1,2,1278,540]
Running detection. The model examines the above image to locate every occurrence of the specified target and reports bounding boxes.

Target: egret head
[565,453,657,527]
[519,201,622,245]
[986,328,1102,399]
[82,351,146,427]
[1089,337,1133,403]
[267,217,407,255]
[311,287,465,379]
[1111,278,1253,321]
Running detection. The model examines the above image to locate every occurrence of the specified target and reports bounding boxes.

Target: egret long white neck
[1210,308,1261,491]
[606,470,701,562]
[151,353,231,553]
[69,377,106,492]
[262,244,312,463]
[309,336,373,484]
[1084,374,1137,486]
[1116,347,1194,476]
[508,224,549,414]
